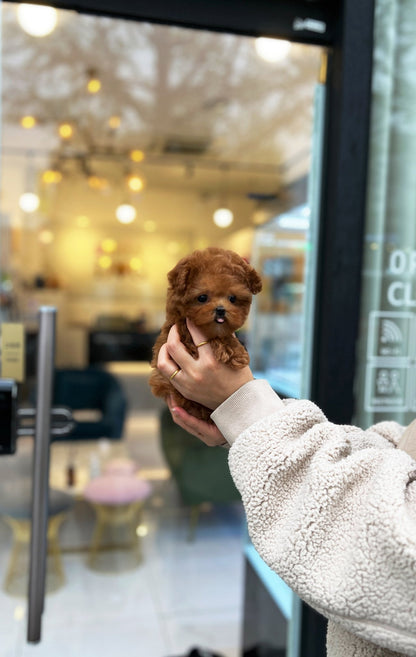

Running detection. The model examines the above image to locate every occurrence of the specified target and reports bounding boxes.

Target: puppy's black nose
[215,306,226,317]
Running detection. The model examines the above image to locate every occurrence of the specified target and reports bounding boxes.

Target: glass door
[354,0,416,431]
[0,4,323,655]
[244,71,326,657]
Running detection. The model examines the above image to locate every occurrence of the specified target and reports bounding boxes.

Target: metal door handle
[17,406,75,437]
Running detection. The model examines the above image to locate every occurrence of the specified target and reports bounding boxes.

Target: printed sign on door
[365,311,416,412]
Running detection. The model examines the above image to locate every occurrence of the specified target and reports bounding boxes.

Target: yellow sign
[1,323,25,382]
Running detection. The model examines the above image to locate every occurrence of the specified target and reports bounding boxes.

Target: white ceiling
[1,3,322,225]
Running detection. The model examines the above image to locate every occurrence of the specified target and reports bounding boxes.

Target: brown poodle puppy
[149,247,262,422]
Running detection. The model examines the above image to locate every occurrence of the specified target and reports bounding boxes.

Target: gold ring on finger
[196,341,209,348]
[169,368,180,381]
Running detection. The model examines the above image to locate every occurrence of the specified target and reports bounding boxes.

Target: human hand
[167,396,228,446]
[157,318,254,410]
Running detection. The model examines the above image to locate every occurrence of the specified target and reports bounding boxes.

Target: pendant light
[19,152,40,213]
[116,203,136,224]
[19,192,40,213]
[213,165,234,228]
[213,207,233,228]
[255,37,291,63]
[17,4,58,37]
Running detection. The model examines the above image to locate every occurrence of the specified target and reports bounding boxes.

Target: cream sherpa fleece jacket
[211,380,416,657]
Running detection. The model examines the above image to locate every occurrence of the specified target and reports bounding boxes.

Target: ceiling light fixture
[42,169,62,184]
[116,203,136,224]
[127,174,145,193]
[213,165,233,228]
[20,151,41,213]
[19,192,40,213]
[58,122,73,140]
[87,69,101,94]
[130,257,142,272]
[108,115,121,129]
[101,239,117,253]
[88,175,108,191]
[17,4,58,37]
[213,207,234,228]
[130,150,145,163]
[255,37,291,63]
[98,255,112,270]
[20,115,37,129]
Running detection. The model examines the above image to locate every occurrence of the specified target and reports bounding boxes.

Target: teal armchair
[159,407,240,538]
[52,368,128,440]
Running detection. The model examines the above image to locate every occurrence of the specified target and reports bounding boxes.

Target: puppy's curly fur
[149,247,262,422]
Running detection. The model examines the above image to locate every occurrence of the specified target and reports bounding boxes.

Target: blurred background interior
[0,3,319,364]
[0,3,323,656]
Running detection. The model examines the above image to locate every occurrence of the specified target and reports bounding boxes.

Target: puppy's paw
[212,339,249,369]
[226,348,250,368]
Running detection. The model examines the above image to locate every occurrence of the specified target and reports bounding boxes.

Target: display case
[249,204,315,399]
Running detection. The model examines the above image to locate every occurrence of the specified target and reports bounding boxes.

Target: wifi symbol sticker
[380,319,403,345]
[365,311,415,413]
[378,316,407,356]
[367,311,414,359]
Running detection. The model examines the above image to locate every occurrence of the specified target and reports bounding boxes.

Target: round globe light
[255,37,291,63]
[17,4,58,37]
[19,192,40,213]
[116,203,136,224]
[213,207,234,228]
[127,174,145,192]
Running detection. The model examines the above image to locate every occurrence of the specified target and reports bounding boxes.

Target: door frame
[26,0,339,45]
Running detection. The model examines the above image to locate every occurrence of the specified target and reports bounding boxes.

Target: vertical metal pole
[27,307,56,644]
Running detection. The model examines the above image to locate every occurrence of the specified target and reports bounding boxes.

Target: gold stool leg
[47,513,67,585]
[88,501,144,567]
[88,505,107,567]
[2,517,31,594]
[2,513,68,595]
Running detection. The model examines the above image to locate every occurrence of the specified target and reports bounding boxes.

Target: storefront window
[250,205,310,398]
[355,0,416,427]
[249,77,325,402]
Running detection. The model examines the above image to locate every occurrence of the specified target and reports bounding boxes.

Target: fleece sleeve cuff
[211,379,284,446]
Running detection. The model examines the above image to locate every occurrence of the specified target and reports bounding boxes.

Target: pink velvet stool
[102,457,138,476]
[83,474,151,568]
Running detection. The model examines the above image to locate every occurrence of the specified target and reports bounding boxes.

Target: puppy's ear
[167,256,192,294]
[244,261,262,295]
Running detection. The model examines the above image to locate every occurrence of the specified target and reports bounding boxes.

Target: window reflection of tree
[1,5,320,174]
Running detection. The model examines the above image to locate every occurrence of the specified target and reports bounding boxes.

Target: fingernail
[171,406,179,414]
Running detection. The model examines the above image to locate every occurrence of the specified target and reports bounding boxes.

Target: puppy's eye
[197,294,208,303]
[229,295,237,304]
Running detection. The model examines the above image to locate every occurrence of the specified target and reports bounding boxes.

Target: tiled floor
[0,407,246,657]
